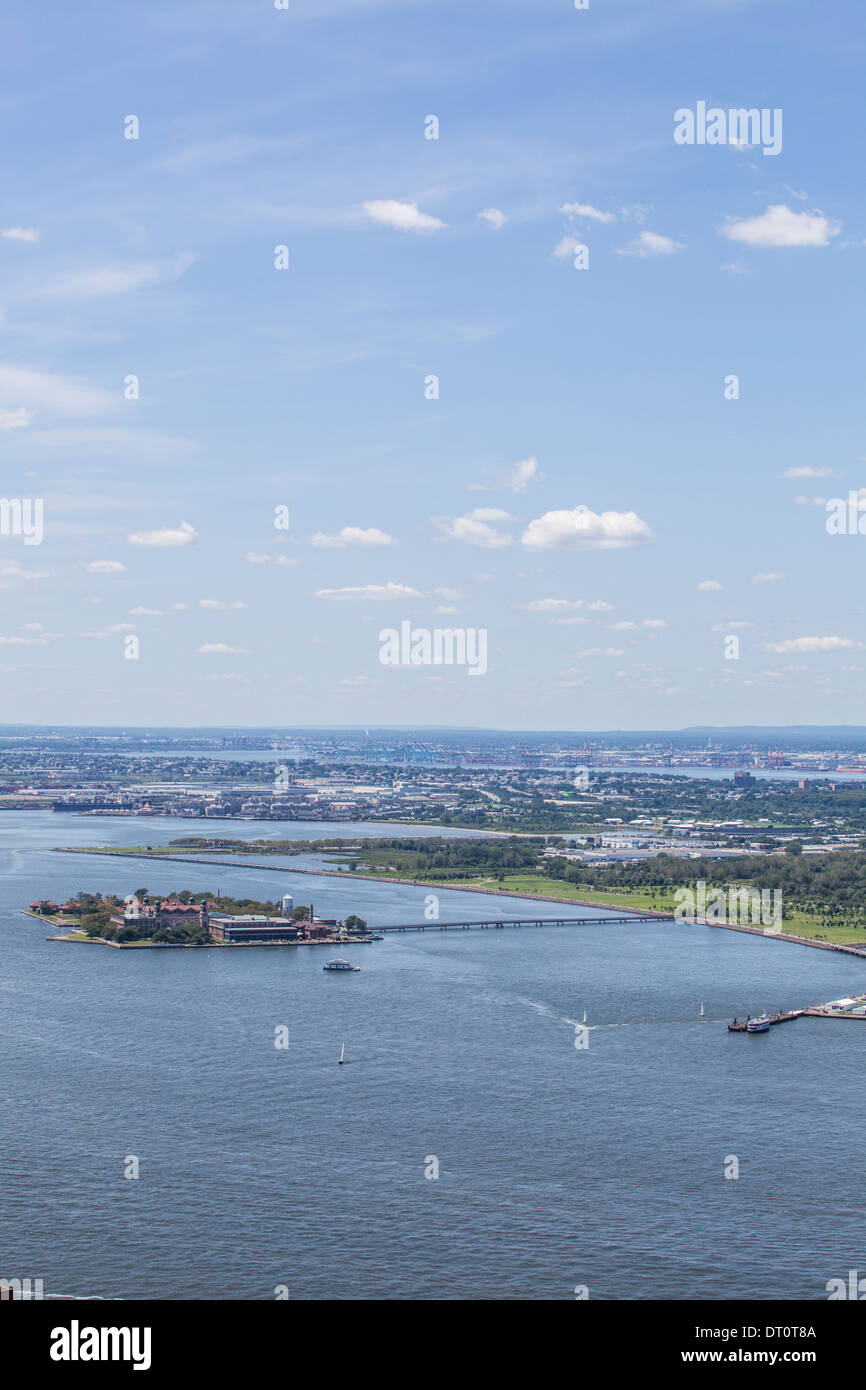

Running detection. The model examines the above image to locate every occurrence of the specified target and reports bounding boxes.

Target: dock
[727,1010,806,1032]
[729,993,866,1030]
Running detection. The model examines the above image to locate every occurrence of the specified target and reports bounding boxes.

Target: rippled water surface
[2,813,865,1300]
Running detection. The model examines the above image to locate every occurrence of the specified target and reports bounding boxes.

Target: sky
[0,0,863,730]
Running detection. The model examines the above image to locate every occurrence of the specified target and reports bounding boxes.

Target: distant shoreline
[43,846,866,961]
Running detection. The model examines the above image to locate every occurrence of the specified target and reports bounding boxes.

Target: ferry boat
[746,1014,771,1033]
[323,958,360,972]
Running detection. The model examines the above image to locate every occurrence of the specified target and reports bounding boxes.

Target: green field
[411,874,866,946]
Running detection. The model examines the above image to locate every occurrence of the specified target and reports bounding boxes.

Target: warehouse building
[208,915,299,943]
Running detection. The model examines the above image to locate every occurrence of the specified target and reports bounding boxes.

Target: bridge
[375,914,662,933]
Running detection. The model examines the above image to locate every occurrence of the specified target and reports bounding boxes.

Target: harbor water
[2,812,865,1300]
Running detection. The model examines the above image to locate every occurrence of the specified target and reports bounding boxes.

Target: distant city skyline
[0,0,863,727]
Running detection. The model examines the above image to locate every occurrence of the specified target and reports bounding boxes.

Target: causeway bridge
[375,914,661,932]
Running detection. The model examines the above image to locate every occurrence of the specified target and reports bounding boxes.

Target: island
[27,890,370,949]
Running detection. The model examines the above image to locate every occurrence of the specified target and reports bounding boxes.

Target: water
[2,812,865,1300]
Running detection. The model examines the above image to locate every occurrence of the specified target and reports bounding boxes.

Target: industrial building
[208,915,299,943]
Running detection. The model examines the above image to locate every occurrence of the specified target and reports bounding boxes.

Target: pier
[727,1010,806,1032]
[729,993,866,1030]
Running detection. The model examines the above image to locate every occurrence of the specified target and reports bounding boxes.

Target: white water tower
[281,893,294,919]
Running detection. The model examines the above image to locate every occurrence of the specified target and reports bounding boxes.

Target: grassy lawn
[418,872,674,909]
[414,874,866,947]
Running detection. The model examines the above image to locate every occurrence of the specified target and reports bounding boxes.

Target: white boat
[700,1002,705,1018]
[339,1042,344,1065]
[746,1014,771,1033]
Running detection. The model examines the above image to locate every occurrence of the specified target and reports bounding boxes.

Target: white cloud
[765,636,859,654]
[315,581,423,601]
[36,253,196,299]
[0,364,113,417]
[609,620,638,630]
[196,643,247,655]
[199,599,246,610]
[721,205,839,249]
[82,623,136,639]
[16,427,196,456]
[468,456,543,495]
[1,227,40,243]
[751,572,784,583]
[309,526,397,548]
[433,605,458,615]
[617,231,685,257]
[518,598,585,612]
[521,506,655,550]
[642,618,667,628]
[433,586,465,600]
[129,607,162,616]
[781,466,832,478]
[362,200,445,232]
[0,559,53,581]
[505,456,542,493]
[698,579,722,591]
[434,508,514,548]
[245,552,299,566]
[561,202,616,224]
[128,521,197,548]
[0,407,32,430]
[478,208,507,230]
[552,236,583,260]
[82,559,126,574]
[579,647,624,657]
[794,495,828,507]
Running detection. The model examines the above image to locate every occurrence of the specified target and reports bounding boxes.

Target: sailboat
[700,1003,705,1018]
[582,1010,587,1025]
[338,1042,344,1065]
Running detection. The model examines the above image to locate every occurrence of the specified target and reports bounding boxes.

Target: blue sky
[0,0,863,729]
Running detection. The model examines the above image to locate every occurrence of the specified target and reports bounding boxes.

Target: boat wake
[513,996,596,1030]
